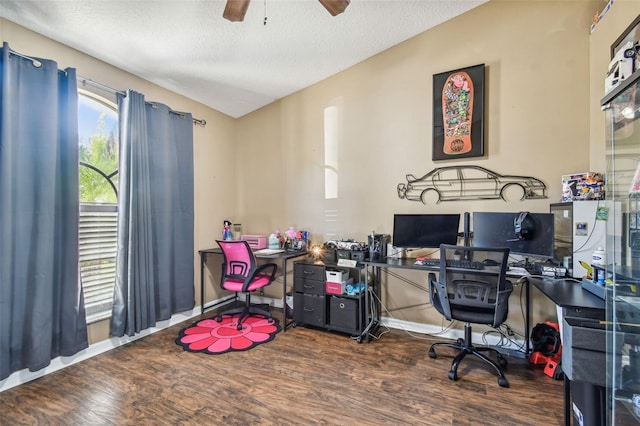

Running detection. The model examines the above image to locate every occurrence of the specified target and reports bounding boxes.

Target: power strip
[541,266,567,278]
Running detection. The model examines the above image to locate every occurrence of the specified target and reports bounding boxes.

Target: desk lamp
[311,245,323,260]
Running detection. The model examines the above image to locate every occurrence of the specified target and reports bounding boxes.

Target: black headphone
[531,323,561,356]
[513,211,534,240]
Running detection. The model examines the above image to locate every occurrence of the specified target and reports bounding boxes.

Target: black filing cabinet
[293,261,367,336]
[293,262,325,327]
[562,316,609,426]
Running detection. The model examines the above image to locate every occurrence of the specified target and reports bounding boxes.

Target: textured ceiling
[0,0,486,118]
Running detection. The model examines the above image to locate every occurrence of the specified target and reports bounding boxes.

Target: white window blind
[79,204,117,323]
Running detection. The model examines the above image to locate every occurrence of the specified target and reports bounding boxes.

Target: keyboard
[446,259,485,270]
[254,248,285,255]
[416,258,440,267]
[415,258,484,270]
[507,267,529,276]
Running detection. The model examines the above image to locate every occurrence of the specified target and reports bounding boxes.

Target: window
[436,168,459,182]
[462,168,493,180]
[324,106,339,200]
[78,90,119,324]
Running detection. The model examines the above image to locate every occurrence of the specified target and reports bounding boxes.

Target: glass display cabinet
[602,67,640,425]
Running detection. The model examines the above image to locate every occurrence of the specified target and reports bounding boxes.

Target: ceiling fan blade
[223,0,251,22]
[318,0,350,16]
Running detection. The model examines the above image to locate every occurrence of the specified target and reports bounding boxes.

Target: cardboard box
[325,278,353,295]
[326,269,348,282]
[325,282,345,295]
[561,172,605,201]
[241,234,267,249]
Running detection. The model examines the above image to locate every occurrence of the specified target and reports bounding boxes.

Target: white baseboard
[381,317,524,351]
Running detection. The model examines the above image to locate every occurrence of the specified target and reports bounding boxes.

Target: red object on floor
[544,356,561,377]
[529,351,549,365]
[530,320,563,378]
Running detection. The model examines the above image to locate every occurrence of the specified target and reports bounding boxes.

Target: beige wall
[0,18,237,343]
[236,1,602,329]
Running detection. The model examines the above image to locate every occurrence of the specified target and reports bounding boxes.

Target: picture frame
[432,63,485,161]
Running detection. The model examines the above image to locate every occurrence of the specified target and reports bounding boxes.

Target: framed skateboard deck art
[433,64,485,161]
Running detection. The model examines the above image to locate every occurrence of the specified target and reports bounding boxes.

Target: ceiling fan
[223,0,350,22]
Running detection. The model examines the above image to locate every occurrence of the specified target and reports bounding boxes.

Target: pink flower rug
[175,314,281,355]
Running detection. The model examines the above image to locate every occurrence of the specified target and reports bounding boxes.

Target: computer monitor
[472,211,554,259]
[392,214,461,249]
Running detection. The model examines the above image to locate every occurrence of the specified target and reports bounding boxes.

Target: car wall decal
[397,165,548,204]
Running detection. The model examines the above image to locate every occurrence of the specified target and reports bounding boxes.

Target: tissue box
[561,172,605,201]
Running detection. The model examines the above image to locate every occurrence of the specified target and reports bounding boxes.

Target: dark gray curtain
[0,42,88,380]
[110,90,195,337]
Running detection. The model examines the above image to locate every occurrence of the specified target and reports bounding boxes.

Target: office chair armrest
[242,262,278,292]
[502,279,514,292]
[428,273,452,320]
[427,273,437,304]
[491,282,514,327]
[497,279,514,298]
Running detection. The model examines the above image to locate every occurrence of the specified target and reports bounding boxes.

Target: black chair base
[428,323,510,388]
[216,295,273,330]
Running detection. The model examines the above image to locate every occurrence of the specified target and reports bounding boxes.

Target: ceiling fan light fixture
[223,0,251,22]
[318,0,350,16]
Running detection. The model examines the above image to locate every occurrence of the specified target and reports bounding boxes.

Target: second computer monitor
[472,211,554,259]
[392,214,461,249]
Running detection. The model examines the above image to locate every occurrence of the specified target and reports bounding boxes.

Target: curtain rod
[7,49,207,127]
[8,49,43,67]
[78,76,207,127]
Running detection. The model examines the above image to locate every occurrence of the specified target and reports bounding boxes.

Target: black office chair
[428,244,513,387]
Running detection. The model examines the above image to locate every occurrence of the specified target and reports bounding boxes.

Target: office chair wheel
[215,315,223,322]
[236,323,243,330]
[428,348,437,359]
[498,376,510,388]
[448,370,459,381]
[497,354,508,368]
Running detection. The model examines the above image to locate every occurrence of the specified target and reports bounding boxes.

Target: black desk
[531,276,605,315]
[363,257,533,356]
[530,277,605,426]
[198,248,309,330]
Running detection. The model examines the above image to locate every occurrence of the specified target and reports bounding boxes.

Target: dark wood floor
[0,312,565,425]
